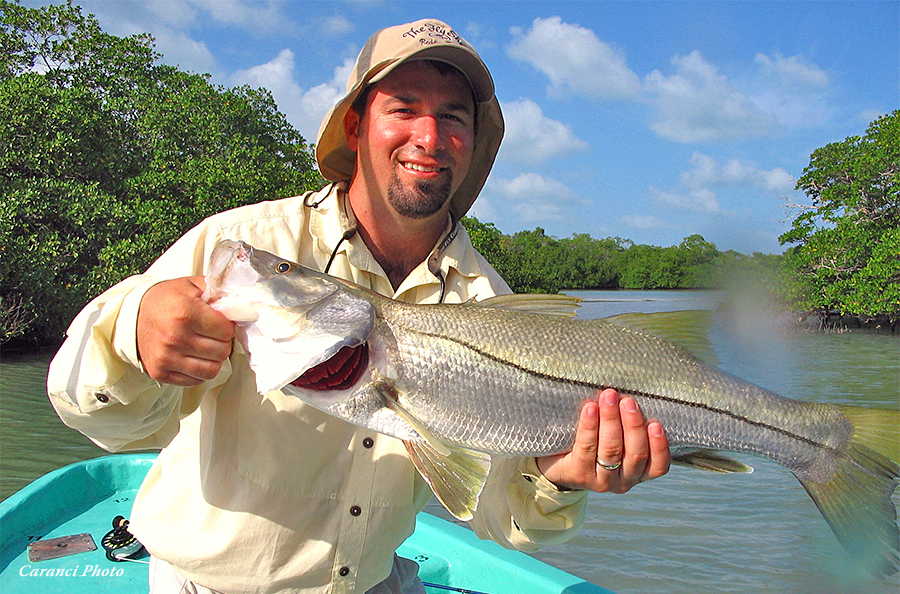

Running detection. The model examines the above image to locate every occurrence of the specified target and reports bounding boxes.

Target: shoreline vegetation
[2,3,898,348]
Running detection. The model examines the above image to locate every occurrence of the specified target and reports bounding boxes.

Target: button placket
[332,432,378,591]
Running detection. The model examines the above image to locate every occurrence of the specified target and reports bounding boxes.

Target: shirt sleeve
[46,224,231,452]
[468,455,587,552]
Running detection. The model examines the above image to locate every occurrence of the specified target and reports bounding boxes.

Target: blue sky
[28,1,898,254]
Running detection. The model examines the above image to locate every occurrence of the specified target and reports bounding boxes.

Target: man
[48,19,669,594]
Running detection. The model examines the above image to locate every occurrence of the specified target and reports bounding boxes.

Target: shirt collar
[308,182,486,295]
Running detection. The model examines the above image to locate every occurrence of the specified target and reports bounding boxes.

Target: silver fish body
[204,240,899,576]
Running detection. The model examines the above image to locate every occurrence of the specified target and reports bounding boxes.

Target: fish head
[204,240,346,320]
[203,240,376,393]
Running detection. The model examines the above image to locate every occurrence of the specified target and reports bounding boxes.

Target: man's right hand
[136,276,235,386]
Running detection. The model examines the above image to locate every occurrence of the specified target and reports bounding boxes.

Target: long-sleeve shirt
[47,182,588,594]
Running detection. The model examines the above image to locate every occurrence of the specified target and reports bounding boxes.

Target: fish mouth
[202,240,261,317]
[289,342,370,391]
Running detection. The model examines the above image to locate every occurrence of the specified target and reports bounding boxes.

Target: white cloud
[484,173,579,223]
[498,99,589,166]
[232,51,351,142]
[185,0,292,33]
[681,152,794,193]
[74,0,292,78]
[321,15,355,36]
[644,51,774,143]
[754,53,828,88]
[621,214,664,230]
[650,185,721,214]
[507,17,641,100]
[151,28,219,75]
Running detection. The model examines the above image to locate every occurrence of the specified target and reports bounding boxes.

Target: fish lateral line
[399,325,843,455]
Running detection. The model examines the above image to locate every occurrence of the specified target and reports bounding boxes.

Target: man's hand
[536,389,670,493]
[136,276,235,386]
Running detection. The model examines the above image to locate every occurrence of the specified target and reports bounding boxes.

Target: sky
[26,0,899,254]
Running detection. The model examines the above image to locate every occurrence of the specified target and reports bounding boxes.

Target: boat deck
[1,454,612,594]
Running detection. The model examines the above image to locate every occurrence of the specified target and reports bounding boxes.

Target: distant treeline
[2,3,896,346]
[463,217,782,295]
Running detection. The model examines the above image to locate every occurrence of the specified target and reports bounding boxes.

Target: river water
[1,289,898,593]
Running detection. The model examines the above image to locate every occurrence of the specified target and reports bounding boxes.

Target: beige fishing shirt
[47,182,588,594]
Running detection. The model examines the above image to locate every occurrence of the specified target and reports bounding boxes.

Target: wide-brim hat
[316,19,504,221]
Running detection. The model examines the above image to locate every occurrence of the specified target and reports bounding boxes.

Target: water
[2,290,899,593]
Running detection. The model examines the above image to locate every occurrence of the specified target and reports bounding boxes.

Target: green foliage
[779,111,899,321]
[1,1,322,344]
[462,216,778,296]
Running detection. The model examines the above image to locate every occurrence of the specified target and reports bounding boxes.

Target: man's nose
[411,115,442,153]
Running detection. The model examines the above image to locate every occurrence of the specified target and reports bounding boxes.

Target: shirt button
[339,566,350,577]
[350,505,362,516]
[95,393,110,403]
[362,437,374,448]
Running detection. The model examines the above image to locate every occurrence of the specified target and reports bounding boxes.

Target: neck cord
[306,187,459,302]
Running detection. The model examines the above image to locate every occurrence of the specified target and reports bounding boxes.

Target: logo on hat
[402,22,472,49]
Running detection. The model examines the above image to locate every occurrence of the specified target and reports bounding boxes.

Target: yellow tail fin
[800,406,899,576]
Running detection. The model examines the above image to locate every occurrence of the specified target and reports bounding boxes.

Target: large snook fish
[203,239,899,575]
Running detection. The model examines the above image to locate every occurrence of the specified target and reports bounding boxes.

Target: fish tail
[799,406,899,576]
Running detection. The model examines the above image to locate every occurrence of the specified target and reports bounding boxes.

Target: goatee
[387,173,453,219]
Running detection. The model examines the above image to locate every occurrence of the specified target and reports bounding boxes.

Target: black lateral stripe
[406,326,834,452]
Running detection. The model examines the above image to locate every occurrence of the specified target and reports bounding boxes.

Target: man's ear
[344,108,361,152]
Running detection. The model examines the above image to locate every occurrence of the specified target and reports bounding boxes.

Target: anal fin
[672,449,754,473]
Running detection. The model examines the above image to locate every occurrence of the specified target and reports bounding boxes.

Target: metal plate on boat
[28,533,97,561]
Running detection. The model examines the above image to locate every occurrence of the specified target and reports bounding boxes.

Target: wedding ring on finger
[597,458,622,471]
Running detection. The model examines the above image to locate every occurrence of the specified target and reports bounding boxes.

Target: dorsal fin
[604,310,718,365]
[475,294,582,317]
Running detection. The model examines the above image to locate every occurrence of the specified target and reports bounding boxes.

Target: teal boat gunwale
[1,455,615,594]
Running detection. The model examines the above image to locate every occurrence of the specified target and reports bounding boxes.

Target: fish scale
[204,239,900,576]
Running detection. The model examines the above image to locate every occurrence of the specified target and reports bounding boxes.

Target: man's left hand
[536,388,670,493]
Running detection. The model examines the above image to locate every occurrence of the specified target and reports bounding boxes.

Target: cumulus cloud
[232,50,351,142]
[681,152,794,193]
[498,99,589,166]
[484,173,580,223]
[650,186,721,214]
[75,0,295,78]
[182,0,292,33]
[754,52,828,88]
[507,17,641,100]
[321,15,355,36]
[620,214,664,230]
[644,51,774,143]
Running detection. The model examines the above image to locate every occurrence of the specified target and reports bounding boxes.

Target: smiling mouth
[402,161,444,173]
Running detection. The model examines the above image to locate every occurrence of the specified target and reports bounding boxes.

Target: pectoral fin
[380,384,451,457]
[671,449,754,473]
[404,439,492,521]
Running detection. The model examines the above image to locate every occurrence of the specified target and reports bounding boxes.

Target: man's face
[345,60,476,220]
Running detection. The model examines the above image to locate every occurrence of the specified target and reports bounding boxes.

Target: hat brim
[315,47,503,221]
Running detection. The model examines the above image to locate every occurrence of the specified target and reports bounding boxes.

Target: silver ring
[597,459,622,471]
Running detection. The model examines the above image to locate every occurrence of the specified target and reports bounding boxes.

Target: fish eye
[275,261,294,274]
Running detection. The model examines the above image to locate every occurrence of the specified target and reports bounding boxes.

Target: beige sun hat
[315,19,504,221]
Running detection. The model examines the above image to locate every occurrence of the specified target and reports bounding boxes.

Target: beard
[387,171,453,220]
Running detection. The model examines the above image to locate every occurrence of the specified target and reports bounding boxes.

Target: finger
[619,396,650,485]
[571,400,601,471]
[642,421,671,481]
[190,301,236,343]
[597,389,624,469]
[181,331,234,364]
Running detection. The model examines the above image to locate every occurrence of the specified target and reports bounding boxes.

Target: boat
[1,454,614,594]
